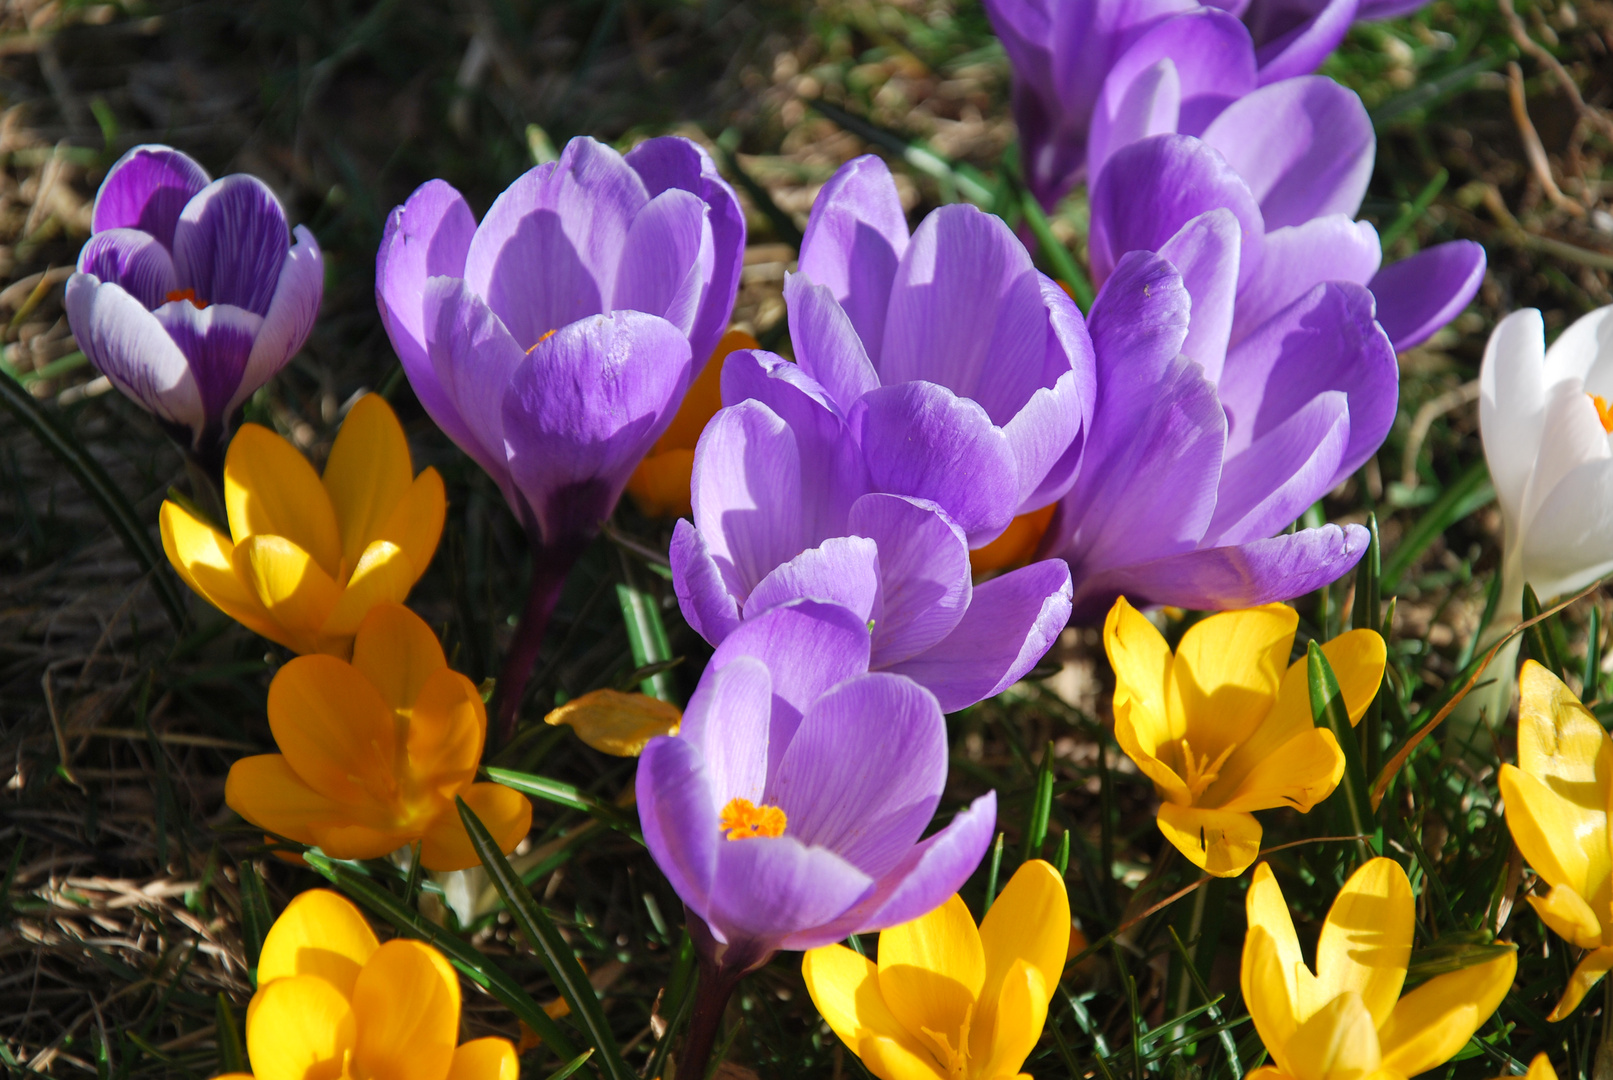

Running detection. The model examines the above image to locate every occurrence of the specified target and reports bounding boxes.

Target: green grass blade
[1522,582,1568,681]
[1377,168,1449,251]
[1021,741,1055,863]
[484,767,642,839]
[615,572,674,702]
[1381,460,1493,591]
[542,1050,595,1080]
[1309,642,1376,863]
[214,993,247,1074]
[1018,190,1094,311]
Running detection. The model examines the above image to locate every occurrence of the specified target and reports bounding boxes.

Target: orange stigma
[719,798,786,840]
[164,288,208,310]
[526,328,558,355]
[1592,393,1613,434]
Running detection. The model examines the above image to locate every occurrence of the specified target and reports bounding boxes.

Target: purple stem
[494,537,586,746]
[679,914,772,1079]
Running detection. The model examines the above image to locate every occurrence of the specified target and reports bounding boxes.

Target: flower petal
[256,888,379,996]
[420,277,525,493]
[1526,884,1605,950]
[876,893,986,1039]
[1202,390,1349,547]
[92,144,210,247]
[1104,596,1190,799]
[350,602,447,712]
[246,975,355,1080]
[637,735,720,915]
[707,836,874,951]
[1547,946,1613,1021]
[1480,309,1548,528]
[1248,0,1358,84]
[322,394,415,573]
[151,298,263,427]
[545,689,681,757]
[350,940,461,1080]
[319,541,416,639]
[1241,925,1299,1073]
[785,272,881,418]
[848,493,971,667]
[1310,857,1413,1029]
[1155,801,1262,877]
[612,187,714,337]
[159,500,282,642]
[742,535,882,626]
[1233,215,1382,347]
[406,667,486,794]
[679,655,773,807]
[232,224,322,416]
[975,859,1069,1048]
[1157,208,1243,381]
[267,654,396,804]
[65,274,204,435]
[974,959,1049,1080]
[797,154,910,361]
[801,945,928,1063]
[421,782,532,872]
[1368,241,1485,352]
[1214,726,1343,813]
[446,1040,518,1080]
[171,174,291,316]
[226,753,361,854]
[1500,763,1609,917]
[225,423,342,575]
[77,228,179,310]
[1283,990,1383,1080]
[1168,602,1295,754]
[670,518,743,644]
[235,534,343,653]
[1377,952,1516,1075]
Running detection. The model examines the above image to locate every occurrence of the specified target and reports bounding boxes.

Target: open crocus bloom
[1105,597,1384,876]
[225,603,531,871]
[1242,858,1516,1080]
[160,394,445,657]
[802,860,1069,1080]
[1498,661,1613,1020]
[215,889,516,1080]
[67,145,322,453]
[636,599,996,974]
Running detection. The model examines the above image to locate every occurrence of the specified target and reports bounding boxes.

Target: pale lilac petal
[502,310,692,544]
[92,145,209,248]
[742,536,881,625]
[230,225,323,415]
[1250,0,1359,83]
[1158,208,1242,381]
[76,228,178,310]
[171,175,291,316]
[783,273,879,417]
[707,838,874,951]
[670,519,743,646]
[1004,371,1088,511]
[1201,76,1374,229]
[847,493,971,667]
[769,673,947,879]
[1369,241,1486,351]
[637,737,719,914]
[421,277,525,491]
[66,274,203,435]
[1204,390,1349,545]
[1088,58,1182,192]
[1082,251,1192,454]
[719,345,846,418]
[888,560,1072,712]
[152,299,262,425]
[613,188,713,338]
[1232,216,1381,346]
[683,656,774,807]
[798,155,910,360]
[852,382,1020,546]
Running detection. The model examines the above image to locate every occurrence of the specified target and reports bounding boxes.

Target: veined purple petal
[92,145,209,249]
[671,519,743,645]
[613,188,714,339]
[1249,0,1359,84]
[1369,241,1487,352]
[1085,251,1192,436]
[77,228,178,310]
[849,493,971,668]
[421,277,526,493]
[1088,58,1182,192]
[682,656,774,807]
[742,536,881,625]
[171,175,291,316]
[887,559,1072,712]
[230,225,323,416]
[66,274,203,436]
[720,346,846,419]
[152,299,262,426]
[1203,390,1349,545]
[1201,76,1373,229]
[769,673,947,879]
[798,155,911,360]
[1232,216,1381,346]
[502,309,692,544]
[707,837,873,951]
[637,736,719,914]
[1157,208,1242,381]
[783,273,880,418]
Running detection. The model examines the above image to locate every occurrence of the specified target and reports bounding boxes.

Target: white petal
[1480,309,1546,527]
[227,225,323,415]
[66,273,204,436]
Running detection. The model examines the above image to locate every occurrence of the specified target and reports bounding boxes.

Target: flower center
[525,328,558,355]
[1591,393,1613,435]
[719,798,786,840]
[164,287,209,310]
[1178,738,1237,800]
[917,1003,972,1079]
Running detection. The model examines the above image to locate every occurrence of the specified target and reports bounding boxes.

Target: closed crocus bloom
[67,145,322,460]
[1492,1055,1562,1080]
[802,860,1069,1080]
[213,889,517,1080]
[1241,858,1516,1080]
[160,394,445,657]
[226,604,531,871]
[1105,597,1385,876]
[1498,661,1613,1020]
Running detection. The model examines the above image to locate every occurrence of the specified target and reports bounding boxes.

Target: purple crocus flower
[65,145,323,459]
[637,598,995,1070]
[671,347,1073,712]
[375,135,744,737]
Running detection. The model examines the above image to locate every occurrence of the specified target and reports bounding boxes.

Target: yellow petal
[1105,597,1191,803]
[545,689,682,757]
[1524,1053,1562,1080]
[974,860,1068,1050]
[321,394,415,573]
[235,534,343,655]
[307,821,416,863]
[1499,763,1610,918]
[446,1038,518,1080]
[245,974,356,1080]
[407,668,487,795]
[626,449,696,519]
[226,423,343,578]
[971,959,1047,1080]
[856,1033,947,1080]
[226,754,354,851]
[350,940,461,1080]
[267,654,397,805]
[350,603,447,712]
[1526,884,1605,950]
[159,500,285,645]
[1167,603,1296,756]
[1156,802,1262,877]
[1378,951,1516,1075]
[969,504,1056,575]
[1547,946,1613,1021]
[375,468,446,583]
[1241,926,1299,1076]
[802,945,931,1061]
[877,894,985,1048]
[1284,990,1382,1080]
[1215,727,1345,813]
[257,888,379,995]
[1311,857,1412,1029]
[420,782,532,872]
[319,541,417,639]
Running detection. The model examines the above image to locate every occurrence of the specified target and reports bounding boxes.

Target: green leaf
[1350,513,1384,779]
[1522,582,1568,681]
[1309,642,1376,863]
[1381,459,1493,591]
[1377,168,1449,251]
[1021,741,1055,863]
[457,797,635,1080]
[214,993,247,1074]
[484,767,642,840]
[236,859,272,977]
[1018,191,1094,311]
[542,1050,596,1080]
[981,832,1005,913]
[615,577,674,701]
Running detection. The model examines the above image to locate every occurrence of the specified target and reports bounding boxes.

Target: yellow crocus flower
[1104,596,1385,877]
[1243,858,1515,1080]
[225,603,531,871]
[215,889,516,1080]
[801,860,1070,1080]
[1499,660,1613,1020]
[1493,1055,1561,1080]
[161,393,445,657]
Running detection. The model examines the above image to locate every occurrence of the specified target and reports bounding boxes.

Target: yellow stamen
[164,287,208,310]
[1178,738,1237,799]
[526,328,558,354]
[917,1003,972,1078]
[1591,393,1613,434]
[719,797,786,840]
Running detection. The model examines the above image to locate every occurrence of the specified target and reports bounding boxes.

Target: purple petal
[1088,134,1263,287]
[421,277,526,493]
[1002,277,1097,509]
[464,138,647,349]
[92,144,209,249]
[170,175,291,316]
[76,227,178,310]
[671,519,743,645]
[65,274,203,435]
[1249,0,1360,83]
[1203,390,1349,545]
[706,837,874,952]
[1232,215,1381,346]
[637,736,719,914]
[152,299,262,426]
[1088,58,1182,192]
[743,536,881,625]
[847,493,971,668]
[230,225,323,415]
[769,673,947,879]
[797,155,910,360]
[1084,250,1192,435]
[887,560,1073,712]
[1158,208,1242,381]
[1201,76,1373,229]
[784,273,880,418]
[1219,281,1397,486]
[852,382,1021,546]
[681,656,774,807]
[719,345,846,418]
[1369,241,1487,351]
[613,188,714,338]
[502,310,692,544]
[1068,523,1369,619]
[625,136,746,365]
